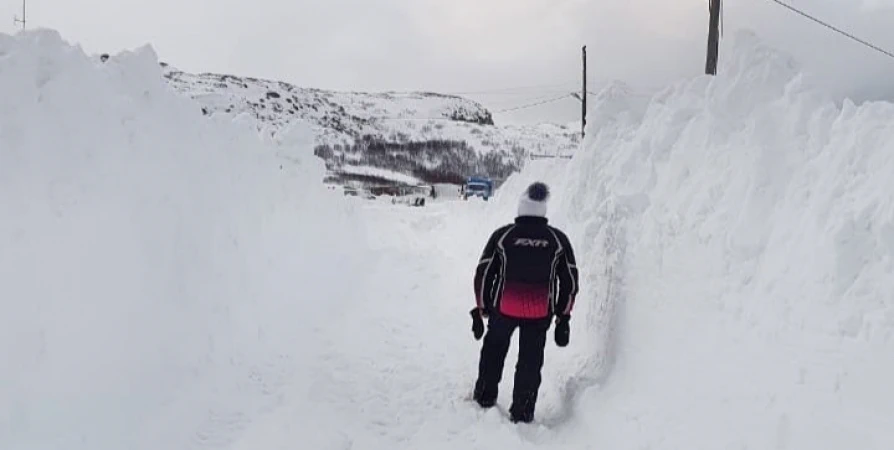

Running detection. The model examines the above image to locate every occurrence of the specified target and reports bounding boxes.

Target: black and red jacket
[474,216,579,320]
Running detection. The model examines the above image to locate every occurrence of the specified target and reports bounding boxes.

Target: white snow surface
[162,66,580,158]
[337,165,424,186]
[3,28,894,450]
[524,30,894,449]
[162,62,579,187]
[0,29,364,450]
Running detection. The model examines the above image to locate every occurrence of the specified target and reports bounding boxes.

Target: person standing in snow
[469,181,580,423]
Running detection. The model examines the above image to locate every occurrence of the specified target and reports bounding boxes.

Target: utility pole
[705,0,721,75]
[13,0,26,30]
[581,45,587,139]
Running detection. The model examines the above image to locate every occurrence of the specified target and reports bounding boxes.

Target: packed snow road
[223,197,602,450]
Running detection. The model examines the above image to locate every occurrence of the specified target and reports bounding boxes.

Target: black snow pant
[473,313,551,422]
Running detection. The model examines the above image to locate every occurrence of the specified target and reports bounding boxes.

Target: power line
[444,81,578,95]
[374,117,455,121]
[766,0,894,60]
[491,93,574,113]
[483,91,576,107]
[445,89,574,97]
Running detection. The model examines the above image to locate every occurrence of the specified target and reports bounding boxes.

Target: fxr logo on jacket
[513,238,550,248]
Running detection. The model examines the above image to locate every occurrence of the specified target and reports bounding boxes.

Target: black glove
[470,307,486,340]
[554,315,570,347]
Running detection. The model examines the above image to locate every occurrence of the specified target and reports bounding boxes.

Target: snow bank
[338,164,424,186]
[0,29,363,450]
[522,30,894,448]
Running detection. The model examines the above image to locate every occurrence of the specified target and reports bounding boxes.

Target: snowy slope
[502,30,894,449]
[161,65,580,188]
[0,29,367,450]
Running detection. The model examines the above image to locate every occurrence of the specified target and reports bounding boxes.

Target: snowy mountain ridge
[161,65,581,188]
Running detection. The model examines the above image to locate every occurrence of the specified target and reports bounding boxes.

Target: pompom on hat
[517,182,549,217]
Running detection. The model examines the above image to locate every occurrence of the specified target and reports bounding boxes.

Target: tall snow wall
[0,29,364,450]
[494,30,894,449]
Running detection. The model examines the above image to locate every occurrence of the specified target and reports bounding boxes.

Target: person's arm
[473,226,508,313]
[555,232,580,318]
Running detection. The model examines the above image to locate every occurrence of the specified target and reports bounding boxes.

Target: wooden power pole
[13,0,26,30]
[705,0,721,75]
[581,45,587,139]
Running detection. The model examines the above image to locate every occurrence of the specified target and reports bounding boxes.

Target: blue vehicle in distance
[463,176,494,201]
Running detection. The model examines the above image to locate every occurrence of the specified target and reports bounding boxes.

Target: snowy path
[221,199,595,450]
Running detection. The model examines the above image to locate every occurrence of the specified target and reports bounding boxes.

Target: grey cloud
[2,0,894,125]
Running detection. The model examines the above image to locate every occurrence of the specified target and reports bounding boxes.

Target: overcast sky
[2,0,894,124]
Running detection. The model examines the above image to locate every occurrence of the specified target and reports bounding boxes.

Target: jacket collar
[515,216,548,225]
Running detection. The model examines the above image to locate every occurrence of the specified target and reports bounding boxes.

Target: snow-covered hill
[161,65,580,188]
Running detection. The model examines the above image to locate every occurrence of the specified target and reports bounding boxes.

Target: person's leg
[509,319,549,422]
[473,314,517,407]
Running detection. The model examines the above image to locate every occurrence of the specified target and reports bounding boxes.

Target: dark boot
[473,314,517,408]
[508,319,549,422]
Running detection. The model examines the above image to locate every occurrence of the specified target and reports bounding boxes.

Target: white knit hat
[517,182,549,217]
